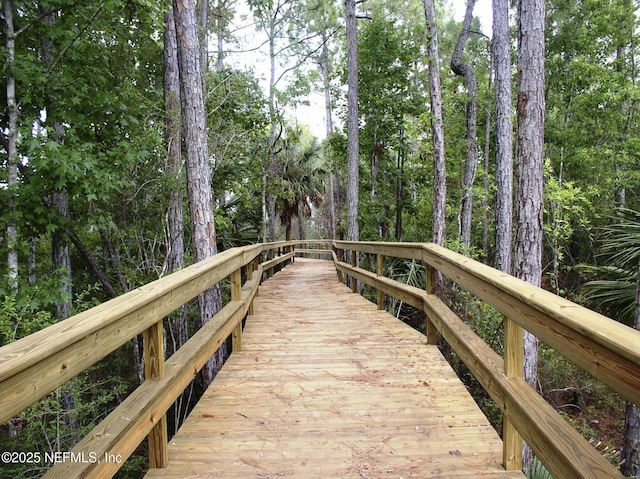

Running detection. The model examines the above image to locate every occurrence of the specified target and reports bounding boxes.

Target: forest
[1,0,639,478]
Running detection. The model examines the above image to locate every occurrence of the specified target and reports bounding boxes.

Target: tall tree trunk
[451,0,478,251]
[198,0,208,81]
[297,203,305,241]
[164,9,189,353]
[285,216,292,241]
[493,0,514,274]
[514,0,545,469]
[345,0,359,243]
[370,127,379,204]
[164,18,191,428]
[423,0,447,255]
[28,239,36,286]
[267,19,279,242]
[52,190,72,319]
[395,145,404,241]
[40,4,77,436]
[214,0,225,70]
[5,0,18,293]
[41,10,73,317]
[482,52,493,261]
[173,0,224,387]
[620,260,640,478]
[320,37,337,240]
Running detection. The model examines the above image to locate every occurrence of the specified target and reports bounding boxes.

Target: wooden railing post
[254,255,262,286]
[144,321,168,468]
[503,318,524,471]
[231,268,242,351]
[336,247,344,283]
[248,262,256,315]
[425,264,438,345]
[376,254,385,310]
[351,250,357,293]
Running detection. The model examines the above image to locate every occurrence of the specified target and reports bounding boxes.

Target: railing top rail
[332,240,640,372]
[0,242,291,384]
[420,243,640,366]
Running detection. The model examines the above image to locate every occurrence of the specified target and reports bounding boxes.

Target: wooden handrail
[0,241,295,478]
[2,239,638,479]
[332,240,640,479]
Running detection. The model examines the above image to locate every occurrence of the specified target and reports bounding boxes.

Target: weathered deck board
[145,258,524,478]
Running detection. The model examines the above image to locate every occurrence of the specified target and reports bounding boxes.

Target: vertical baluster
[503,319,524,470]
[376,254,385,310]
[231,268,242,351]
[144,321,168,468]
[351,250,357,293]
[248,260,256,315]
[425,264,438,345]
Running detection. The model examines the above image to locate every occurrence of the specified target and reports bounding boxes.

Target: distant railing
[0,241,295,478]
[293,239,333,258]
[330,240,640,479]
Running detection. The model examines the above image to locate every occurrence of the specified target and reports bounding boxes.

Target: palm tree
[581,208,640,478]
[278,132,327,241]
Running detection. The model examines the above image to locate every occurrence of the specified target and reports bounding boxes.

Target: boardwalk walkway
[145,258,524,478]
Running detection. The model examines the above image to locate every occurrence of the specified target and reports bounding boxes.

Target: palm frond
[581,267,637,325]
[597,208,640,268]
[526,457,553,479]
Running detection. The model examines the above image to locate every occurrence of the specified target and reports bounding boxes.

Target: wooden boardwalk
[145,258,524,478]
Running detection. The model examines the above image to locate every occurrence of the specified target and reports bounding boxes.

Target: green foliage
[581,209,640,326]
[0,365,132,478]
[526,456,553,479]
[546,0,640,217]
[0,293,55,347]
[352,10,424,240]
[206,67,270,247]
[276,126,327,239]
[543,159,595,293]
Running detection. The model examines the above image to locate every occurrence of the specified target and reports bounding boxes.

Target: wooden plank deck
[145,258,524,478]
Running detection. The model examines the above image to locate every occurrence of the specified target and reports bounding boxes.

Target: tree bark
[370,128,379,204]
[482,51,493,260]
[198,0,208,81]
[297,203,305,241]
[451,0,478,250]
[320,35,337,240]
[514,0,545,469]
[164,8,189,353]
[173,0,224,386]
[395,146,404,241]
[345,0,359,243]
[5,0,18,293]
[52,190,72,320]
[267,34,279,242]
[493,0,514,273]
[263,5,281,243]
[423,0,447,253]
[40,5,73,322]
[39,12,79,436]
[214,0,223,71]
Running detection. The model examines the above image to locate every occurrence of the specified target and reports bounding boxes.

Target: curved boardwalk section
[146,258,524,478]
